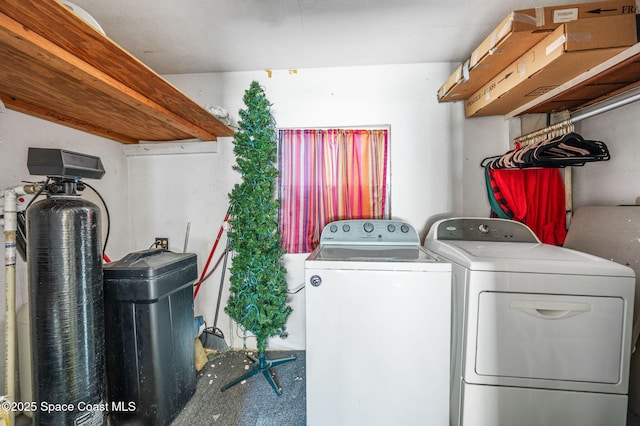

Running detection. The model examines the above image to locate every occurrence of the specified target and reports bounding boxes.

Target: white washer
[424,217,636,426]
[305,219,452,426]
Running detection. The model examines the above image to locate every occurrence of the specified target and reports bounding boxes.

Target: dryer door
[475,291,624,384]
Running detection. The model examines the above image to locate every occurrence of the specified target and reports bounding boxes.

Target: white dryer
[424,217,635,426]
[305,219,452,426]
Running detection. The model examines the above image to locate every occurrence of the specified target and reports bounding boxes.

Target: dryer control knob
[310,275,322,287]
[363,222,374,233]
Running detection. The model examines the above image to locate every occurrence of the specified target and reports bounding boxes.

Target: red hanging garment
[487,167,566,245]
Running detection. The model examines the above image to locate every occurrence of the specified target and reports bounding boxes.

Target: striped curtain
[278,128,389,253]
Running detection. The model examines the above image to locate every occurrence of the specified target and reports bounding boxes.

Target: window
[278,128,390,253]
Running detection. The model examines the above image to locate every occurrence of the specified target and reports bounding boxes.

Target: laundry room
[0,0,639,425]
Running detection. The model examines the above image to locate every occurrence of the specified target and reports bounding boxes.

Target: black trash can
[103,249,197,425]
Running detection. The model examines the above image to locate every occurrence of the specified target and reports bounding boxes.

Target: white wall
[572,101,640,208]
[127,72,238,347]
[456,99,640,217]
[122,70,640,355]
[153,64,458,350]
[0,110,130,392]
[5,58,631,383]
[0,63,471,390]
[458,105,511,217]
[0,112,130,259]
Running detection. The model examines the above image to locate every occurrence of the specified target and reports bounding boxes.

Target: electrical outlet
[155,237,169,250]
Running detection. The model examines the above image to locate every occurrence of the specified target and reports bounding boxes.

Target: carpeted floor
[171,349,640,426]
[629,409,640,426]
[171,350,306,426]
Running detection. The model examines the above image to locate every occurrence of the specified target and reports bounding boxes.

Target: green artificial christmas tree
[221,81,296,395]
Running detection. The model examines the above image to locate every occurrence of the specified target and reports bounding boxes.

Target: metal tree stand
[221,351,297,395]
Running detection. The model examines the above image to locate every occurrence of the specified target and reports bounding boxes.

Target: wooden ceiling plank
[0,44,195,141]
[0,12,220,142]
[2,95,138,144]
[2,0,235,138]
[0,0,234,143]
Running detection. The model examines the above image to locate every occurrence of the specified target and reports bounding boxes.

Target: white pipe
[3,189,17,426]
[2,184,40,425]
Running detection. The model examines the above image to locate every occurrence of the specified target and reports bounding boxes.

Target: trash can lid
[103,249,197,302]
[104,248,195,278]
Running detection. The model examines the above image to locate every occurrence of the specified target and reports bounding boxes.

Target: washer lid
[305,245,450,272]
[312,245,436,262]
[425,239,634,277]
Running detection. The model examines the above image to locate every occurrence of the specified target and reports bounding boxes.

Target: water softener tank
[27,191,106,426]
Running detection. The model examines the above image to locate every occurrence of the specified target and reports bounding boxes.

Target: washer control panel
[320,219,419,245]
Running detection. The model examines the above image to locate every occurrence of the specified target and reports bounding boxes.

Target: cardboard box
[437,0,637,102]
[464,13,637,117]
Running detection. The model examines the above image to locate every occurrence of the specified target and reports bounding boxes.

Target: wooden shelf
[0,0,234,144]
[506,43,640,119]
